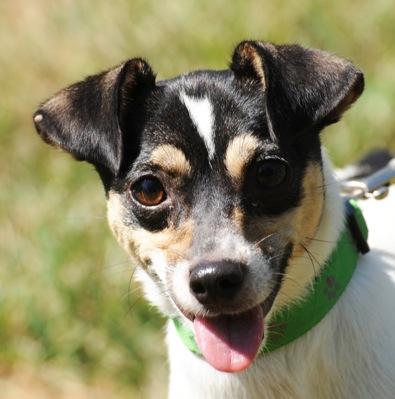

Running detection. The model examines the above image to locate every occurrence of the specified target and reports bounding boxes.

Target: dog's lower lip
[179,307,196,321]
[178,302,271,323]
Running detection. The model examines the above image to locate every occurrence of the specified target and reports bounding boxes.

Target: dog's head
[34,41,364,372]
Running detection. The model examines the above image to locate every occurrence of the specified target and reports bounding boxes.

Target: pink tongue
[193,306,264,373]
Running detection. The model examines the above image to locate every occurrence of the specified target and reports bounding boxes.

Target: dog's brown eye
[131,177,166,206]
[256,159,287,188]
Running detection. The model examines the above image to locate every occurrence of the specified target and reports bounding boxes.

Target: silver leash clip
[341,158,395,200]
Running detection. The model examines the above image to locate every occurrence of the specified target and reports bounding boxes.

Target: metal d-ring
[341,158,395,200]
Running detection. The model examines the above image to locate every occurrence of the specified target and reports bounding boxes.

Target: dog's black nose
[189,261,245,305]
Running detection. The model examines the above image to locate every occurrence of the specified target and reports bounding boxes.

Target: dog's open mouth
[176,281,282,373]
[192,286,281,373]
[193,305,264,372]
[175,245,293,372]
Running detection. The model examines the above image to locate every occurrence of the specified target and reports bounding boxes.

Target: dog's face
[34,41,363,372]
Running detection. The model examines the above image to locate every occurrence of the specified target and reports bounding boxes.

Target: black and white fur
[34,41,395,398]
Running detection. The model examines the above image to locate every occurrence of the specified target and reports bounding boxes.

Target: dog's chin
[173,280,282,374]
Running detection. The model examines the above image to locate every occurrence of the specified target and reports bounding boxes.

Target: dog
[33,41,395,398]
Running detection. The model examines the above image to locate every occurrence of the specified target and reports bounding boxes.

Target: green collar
[172,199,368,356]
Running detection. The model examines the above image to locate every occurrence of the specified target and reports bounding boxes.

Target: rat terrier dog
[34,41,395,398]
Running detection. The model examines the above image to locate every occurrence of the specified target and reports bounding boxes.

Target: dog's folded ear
[33,58,156,180]
[231,41,364,132]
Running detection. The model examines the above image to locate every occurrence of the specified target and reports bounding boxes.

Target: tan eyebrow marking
[150,144,192,177]
[225,134,261,182]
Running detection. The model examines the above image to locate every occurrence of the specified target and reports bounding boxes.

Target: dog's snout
[189,261,245,305]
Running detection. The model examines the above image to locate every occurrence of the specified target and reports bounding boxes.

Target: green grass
[0,0,394,397]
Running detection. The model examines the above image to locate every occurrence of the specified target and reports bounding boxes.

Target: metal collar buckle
[341,159,395,200]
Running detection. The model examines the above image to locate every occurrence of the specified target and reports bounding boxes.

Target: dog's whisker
[303,236,355,245]
[299,243,318,278]
[268,253,286,262]
[300,245,325,269]
[311,181,337,190]
[124,265,140,308]
[298,242,326,324]
[254,232,278,247]
[303,236,338,244]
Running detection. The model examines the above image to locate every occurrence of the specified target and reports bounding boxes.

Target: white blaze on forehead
[180,93,215,160]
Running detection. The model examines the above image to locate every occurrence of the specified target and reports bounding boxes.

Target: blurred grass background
[0,0,394,397]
